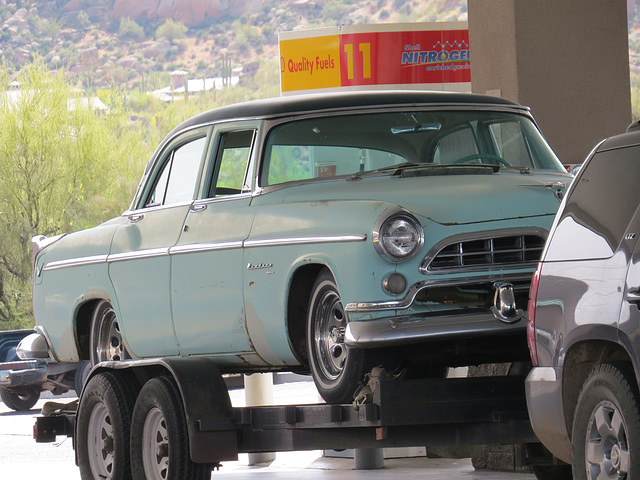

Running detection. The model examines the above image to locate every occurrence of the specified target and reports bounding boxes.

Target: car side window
[487,121,533,167]
[146,136,207,207]
[209,130,255,197]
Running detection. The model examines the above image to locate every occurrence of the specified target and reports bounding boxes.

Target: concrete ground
[0,376,537,479]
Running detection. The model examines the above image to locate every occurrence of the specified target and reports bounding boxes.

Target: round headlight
[373,209,424,262]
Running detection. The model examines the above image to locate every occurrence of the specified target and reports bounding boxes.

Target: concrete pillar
[354,448,384,470]
[244,373,277,465]
[468,0,631,165]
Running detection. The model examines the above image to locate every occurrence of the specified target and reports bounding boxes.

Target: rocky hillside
[0,0,638,93]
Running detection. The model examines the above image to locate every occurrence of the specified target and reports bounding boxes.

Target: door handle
[128,213,144,223]
[625,290,640,304]
[190,204,207,212]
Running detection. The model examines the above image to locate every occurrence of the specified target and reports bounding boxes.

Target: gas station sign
[279,22,470,95]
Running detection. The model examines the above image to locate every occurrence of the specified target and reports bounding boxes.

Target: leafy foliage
[0,62,153,329]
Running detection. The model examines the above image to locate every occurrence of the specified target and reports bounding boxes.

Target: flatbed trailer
[32,357,562,479]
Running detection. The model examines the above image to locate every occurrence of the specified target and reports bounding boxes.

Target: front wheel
[130,376,211,480]
[307,269,375,404]
[572,362,640,480]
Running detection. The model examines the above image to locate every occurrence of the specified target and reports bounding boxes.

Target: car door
[108,127,210,358]
[170,123,259,356]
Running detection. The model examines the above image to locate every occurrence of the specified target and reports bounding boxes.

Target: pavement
[0,376,538,479]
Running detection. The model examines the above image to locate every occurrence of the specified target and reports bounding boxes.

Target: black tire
[76,371,139,480]
[130,376,211,480]
[74,360,91,395]
[90,300,130,365]
[307,269,375,404]
[572,362,640,480]
[0,386,40,411]
[532,464,573,480]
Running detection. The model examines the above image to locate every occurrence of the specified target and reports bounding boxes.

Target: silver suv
[526,124,640,479]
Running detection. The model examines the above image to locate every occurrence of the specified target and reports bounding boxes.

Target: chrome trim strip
[244,234,367,248]
[43,254,109,271]
[170,241,243,255]
[345,274,533,312]
[107,247,170,263]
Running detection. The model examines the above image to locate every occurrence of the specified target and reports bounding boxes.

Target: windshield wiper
[348,163,500,181]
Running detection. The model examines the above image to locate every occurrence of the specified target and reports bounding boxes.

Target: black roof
[167,90,524,139]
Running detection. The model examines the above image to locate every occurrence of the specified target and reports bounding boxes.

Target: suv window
[146,135,207,207]
[559,145,640,252]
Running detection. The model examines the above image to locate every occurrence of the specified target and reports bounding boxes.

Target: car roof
[597,127,640,152]
[168,90,525,136]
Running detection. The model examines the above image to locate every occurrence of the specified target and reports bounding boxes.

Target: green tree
[155,19,188,44]
[0,62,153,329]
[119,17,145,41]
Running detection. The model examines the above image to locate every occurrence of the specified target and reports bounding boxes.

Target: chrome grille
[425,234,545,271]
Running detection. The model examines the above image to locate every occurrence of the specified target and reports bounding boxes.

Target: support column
[468,0,631,165]
[244,373,277,465]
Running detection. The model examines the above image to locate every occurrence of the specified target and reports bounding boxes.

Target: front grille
[425,234,545,271]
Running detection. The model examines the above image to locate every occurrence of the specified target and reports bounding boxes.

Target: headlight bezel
[372,207,424,262]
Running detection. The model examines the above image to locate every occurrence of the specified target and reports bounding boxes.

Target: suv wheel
[572,362,640,480]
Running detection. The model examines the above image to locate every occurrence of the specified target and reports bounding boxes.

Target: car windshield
[262,110,565,185]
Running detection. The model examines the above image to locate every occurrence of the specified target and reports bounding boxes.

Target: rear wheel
[572,362,640,480]
[130,376,211,480]
[77,371,139,480]
[0,386,40,411]
[91,300,130,365]
[307,269,375,404]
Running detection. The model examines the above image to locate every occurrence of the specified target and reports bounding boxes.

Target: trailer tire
[131,376,211,480]
[0,386,40,411]
[77,371,139,480]
[307,269,375,404]
[572,362,640,480]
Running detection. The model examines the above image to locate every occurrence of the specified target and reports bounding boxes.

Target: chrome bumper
[344,310,525,348]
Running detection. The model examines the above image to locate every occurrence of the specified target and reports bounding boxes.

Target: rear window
[557,145,640,254]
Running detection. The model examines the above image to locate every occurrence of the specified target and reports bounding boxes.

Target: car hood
[278,170,571,225]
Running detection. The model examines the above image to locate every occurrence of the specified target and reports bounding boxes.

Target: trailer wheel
[91,300,130,365]
[572,363,640,480]
[131,376,211,480]
[307,269,374,404]
[0,386,40,411]
[77,371,139,480]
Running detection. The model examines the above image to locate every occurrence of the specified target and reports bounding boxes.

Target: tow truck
[32,358,565,479]
[0,329,85,411]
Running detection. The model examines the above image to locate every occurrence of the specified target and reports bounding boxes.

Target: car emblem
[491,282,524,323]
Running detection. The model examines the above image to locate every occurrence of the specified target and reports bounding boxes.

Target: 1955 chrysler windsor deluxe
[27,91,571,403]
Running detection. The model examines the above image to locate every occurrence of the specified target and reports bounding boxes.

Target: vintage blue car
[29,91,571,403]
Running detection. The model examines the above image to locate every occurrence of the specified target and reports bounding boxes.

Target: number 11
[344,43,371,80]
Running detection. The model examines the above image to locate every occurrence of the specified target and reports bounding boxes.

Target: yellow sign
[279,35,341,92]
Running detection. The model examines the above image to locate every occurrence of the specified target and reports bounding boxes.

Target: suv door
[170,124,259,356]
[109,127,210,357]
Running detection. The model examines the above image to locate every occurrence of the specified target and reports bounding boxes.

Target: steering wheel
[452,153,511,167]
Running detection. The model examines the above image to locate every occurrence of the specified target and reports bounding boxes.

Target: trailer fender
[90,357,238,463]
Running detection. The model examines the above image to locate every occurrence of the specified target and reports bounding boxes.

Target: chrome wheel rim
[142,406,169,480]
[313,284,347,381]
[87,403,115,479]
[585,400,630,479]
[96,307,126,362]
